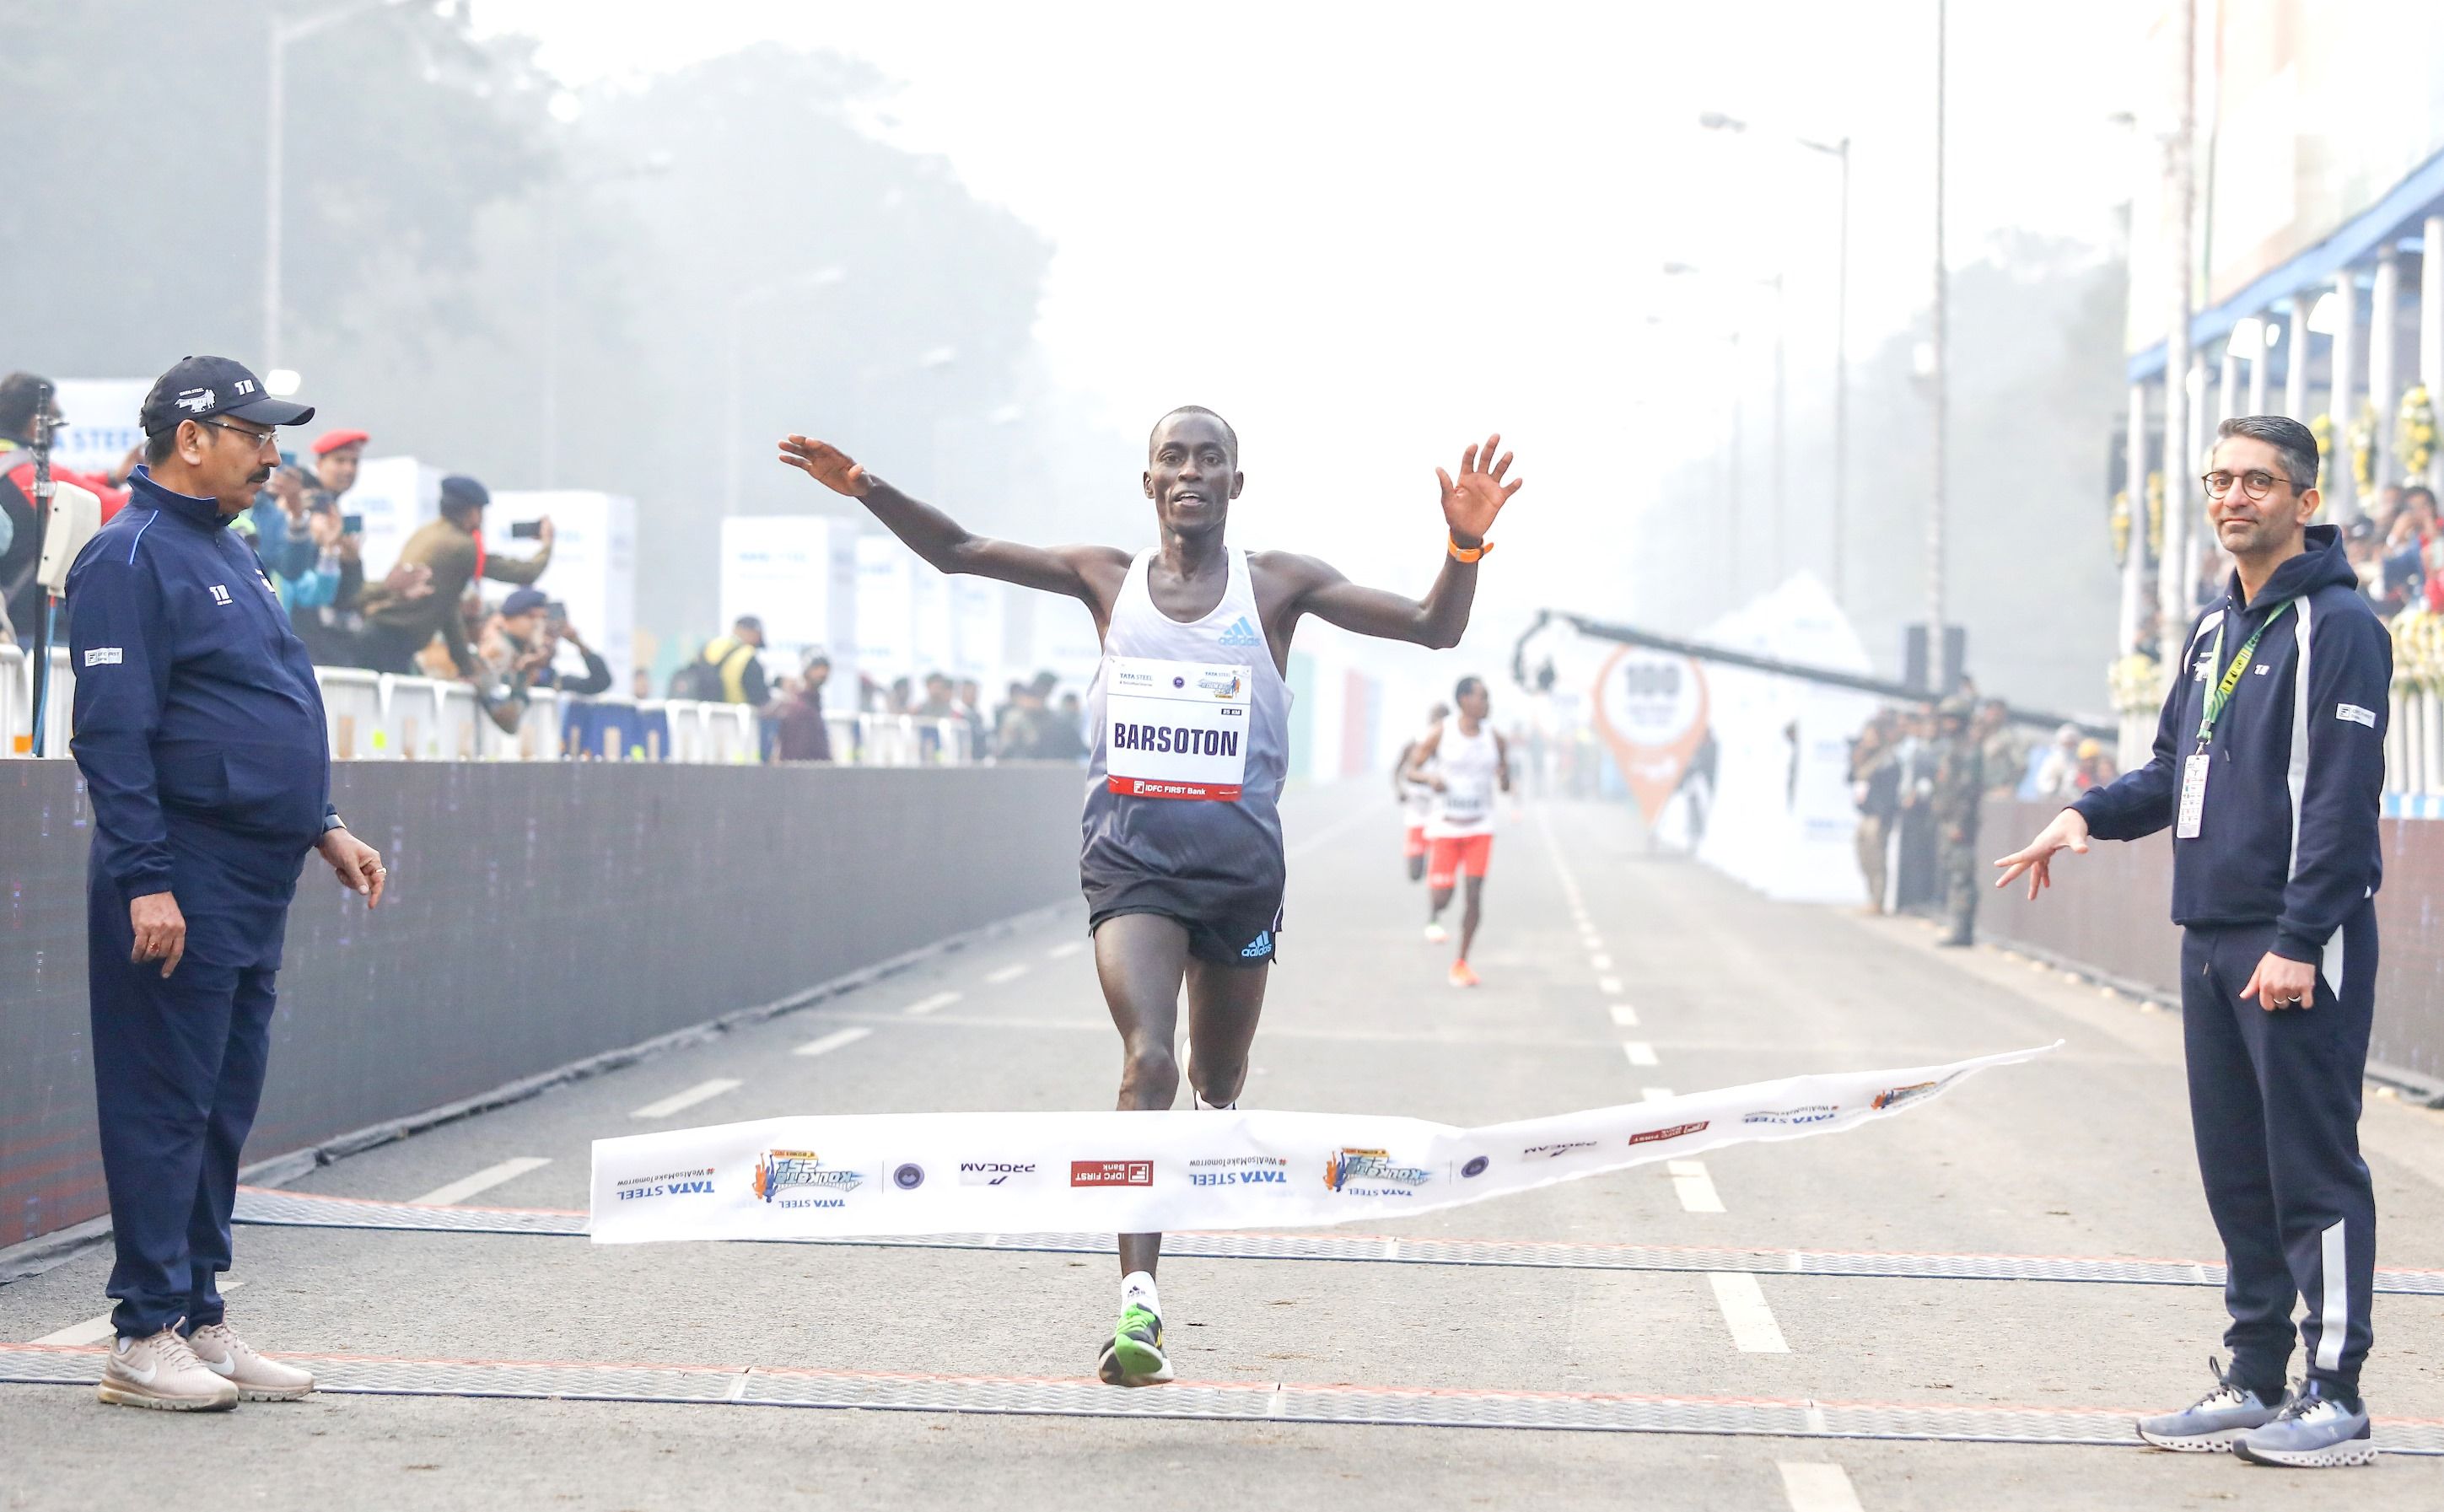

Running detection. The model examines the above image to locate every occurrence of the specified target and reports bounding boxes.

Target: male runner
[1393,702,1450,884]
[778,410,1521,1386]
[1405,675,1510,984]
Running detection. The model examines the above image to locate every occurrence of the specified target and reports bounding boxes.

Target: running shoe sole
[95,1380,237,1412]
[2136,1423,2246,1453]
[1095,1337,1174,1387]
[2234,1438,2378,1468]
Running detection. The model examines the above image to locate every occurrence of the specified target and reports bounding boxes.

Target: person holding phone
[354,473,551,676]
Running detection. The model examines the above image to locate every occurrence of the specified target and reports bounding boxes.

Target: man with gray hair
[1997,414,2391,1467]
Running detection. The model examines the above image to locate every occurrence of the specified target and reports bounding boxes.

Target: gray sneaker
[2136,1357,2287,1452]
[96,1327,239,1412]
[2234,1385,2377,1468]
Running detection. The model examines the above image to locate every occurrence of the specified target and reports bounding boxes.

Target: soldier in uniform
[1930,697,1984,946]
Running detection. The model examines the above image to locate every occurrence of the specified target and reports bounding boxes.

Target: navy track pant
[2180,901,2377,1396]
[89,875,280,1339]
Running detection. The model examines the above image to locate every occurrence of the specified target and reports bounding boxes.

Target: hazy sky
[471,0,2140,688]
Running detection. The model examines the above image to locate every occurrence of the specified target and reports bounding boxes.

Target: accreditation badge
[2177,751,2210,839]
[1105,655,1252,800]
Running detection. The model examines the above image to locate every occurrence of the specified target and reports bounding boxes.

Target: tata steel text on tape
[589,1044,2055,1243]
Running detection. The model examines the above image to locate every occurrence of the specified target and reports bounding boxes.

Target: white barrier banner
[589,1043,2054,1244]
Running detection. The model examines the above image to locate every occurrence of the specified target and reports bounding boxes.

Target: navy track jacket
[2073,524,2389,965]
[67,468,335,904]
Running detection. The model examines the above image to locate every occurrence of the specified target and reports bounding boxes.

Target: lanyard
[2194,598,2294,749]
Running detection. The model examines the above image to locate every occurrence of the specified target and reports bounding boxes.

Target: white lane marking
[983,964,1030,987]
[1669,1160,1725,1213]
[1778,1462,1864,1512]
[1608,1003,1640,1026]
[1046,941,1085,960]
[1709,1273,1789,1353]
[1598,976,1624,996]
[410,1157,552,1207]
[630,1079,743,1120]
[1621,1041,1659,1067]
[904,991,963,1017]
[34,1280,247,1346]
[794,1026,874,1058]
[1642,1087,1676,1103]
[1589,954,1613,971]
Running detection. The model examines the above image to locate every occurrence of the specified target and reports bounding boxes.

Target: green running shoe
[1095,1303,1171,1386]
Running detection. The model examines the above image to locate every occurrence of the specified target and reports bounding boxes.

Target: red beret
[311,428,370,456]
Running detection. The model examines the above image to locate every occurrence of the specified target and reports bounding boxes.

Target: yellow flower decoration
[2108,653,2167,714]
[2350,400,2379,495]
[2399,384,2436,481]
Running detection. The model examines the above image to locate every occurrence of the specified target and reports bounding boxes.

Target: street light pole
[1702,112,1855,605]
[263,0,409,373]
[264,22,286,370]
[725,267,847,513]
[1802,136,1852,605]
[1929,0,1950,682]
[542,153,672,485]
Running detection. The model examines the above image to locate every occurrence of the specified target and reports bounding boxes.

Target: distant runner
[1393,703,1450,884]
[1407,675,1510,985]
[779,410,1522,1386]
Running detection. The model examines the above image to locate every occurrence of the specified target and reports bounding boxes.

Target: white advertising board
[488,490,637,698]
[347,456,441,584]
[46,379,150,481]
[720,516,859,709]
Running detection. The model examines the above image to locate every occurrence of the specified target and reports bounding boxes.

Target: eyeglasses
[2200,468,2293,501]
[197,417,278,450]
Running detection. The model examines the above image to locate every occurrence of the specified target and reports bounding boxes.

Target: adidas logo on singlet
[1241,930,1273,959]
[1217,616,1262,648]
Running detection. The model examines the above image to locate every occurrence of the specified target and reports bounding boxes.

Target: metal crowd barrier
[0,647,978,767]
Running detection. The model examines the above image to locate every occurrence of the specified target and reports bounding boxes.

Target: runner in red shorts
[1405,675,1510,986]
[1393,703,1448,885]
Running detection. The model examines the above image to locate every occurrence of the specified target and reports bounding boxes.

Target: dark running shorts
[1080,793,1286,966]
[1090,892,1283,966]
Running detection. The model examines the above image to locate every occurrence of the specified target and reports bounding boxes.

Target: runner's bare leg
[1183,960,1267,1109]
[1458,874,1486,960]
[1095,913,1191,1278]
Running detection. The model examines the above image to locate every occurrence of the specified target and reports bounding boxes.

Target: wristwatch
[322,812,348,835]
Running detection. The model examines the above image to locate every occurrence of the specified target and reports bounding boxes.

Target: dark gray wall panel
[2,762,1082,1245]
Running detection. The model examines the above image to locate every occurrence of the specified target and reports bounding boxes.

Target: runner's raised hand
[778,436,875,498]
[1436,433,1523,545]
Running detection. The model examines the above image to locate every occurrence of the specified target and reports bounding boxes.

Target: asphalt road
[5,786,2442,1510]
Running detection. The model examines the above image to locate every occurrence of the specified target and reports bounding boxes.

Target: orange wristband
[1448,533,1493,563]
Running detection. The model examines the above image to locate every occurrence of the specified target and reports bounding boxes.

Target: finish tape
[590,1042,2056,1243]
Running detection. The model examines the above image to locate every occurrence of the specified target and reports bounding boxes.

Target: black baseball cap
[139,356,315,436]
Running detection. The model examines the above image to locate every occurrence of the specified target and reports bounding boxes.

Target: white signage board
[720,516,859,708]
[488,490,638,698]
[46,379,150,481]
[949,578,1004,686]
[855,535,915,696]
[347,456,441,584]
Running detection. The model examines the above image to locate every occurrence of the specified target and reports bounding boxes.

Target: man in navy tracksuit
[67,357,388,1412]
[1999,415,2389,1468]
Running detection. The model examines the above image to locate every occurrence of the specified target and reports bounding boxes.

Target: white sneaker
[1424,922,1449,944]
[97,1327,239,1412]
[184,1322,316,1401]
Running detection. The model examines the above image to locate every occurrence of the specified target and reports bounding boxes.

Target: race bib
[1105,656,1252,800]
[2177,751,2210,839]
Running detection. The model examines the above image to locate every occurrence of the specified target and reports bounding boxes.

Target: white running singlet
[1425,723,1499,839]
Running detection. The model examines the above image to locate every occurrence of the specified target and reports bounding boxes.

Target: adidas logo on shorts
[1241,930,1272,959]
[1218,616,1262,648]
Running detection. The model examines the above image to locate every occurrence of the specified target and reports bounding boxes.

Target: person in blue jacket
[66,356,389,1413]
[1998,414,2392,1469]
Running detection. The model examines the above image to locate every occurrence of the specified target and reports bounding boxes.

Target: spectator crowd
[4,367,1092,767]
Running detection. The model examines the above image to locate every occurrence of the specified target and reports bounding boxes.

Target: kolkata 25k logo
[753,1149,864,1208]
[1322,1147,1434,1195]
